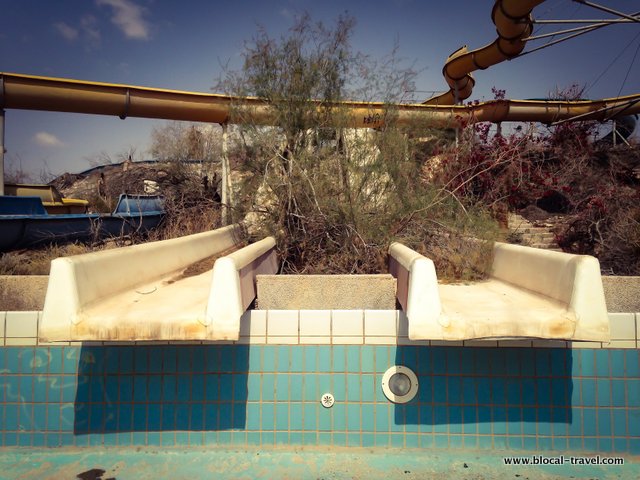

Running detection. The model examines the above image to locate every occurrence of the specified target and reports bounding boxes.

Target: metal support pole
[612,120,617,147]
[454,85,459,149]
[220,122,230,225]
[0,110,5,196]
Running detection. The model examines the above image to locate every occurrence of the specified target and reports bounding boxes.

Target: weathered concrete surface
[0,275,48,310]
[1,446,637,480]
[602,276,640,312]
[257,274,396,309]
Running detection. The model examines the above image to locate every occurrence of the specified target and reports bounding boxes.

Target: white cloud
[81,15,101,43]
[34,132,65,148]
[96,0,150,40]
[54,22,79,41]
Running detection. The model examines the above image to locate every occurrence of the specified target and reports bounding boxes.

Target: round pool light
[381,366,418,404]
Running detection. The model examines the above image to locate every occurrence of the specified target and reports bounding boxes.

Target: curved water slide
[423,0,544,106]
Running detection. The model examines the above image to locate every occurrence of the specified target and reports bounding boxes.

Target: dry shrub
[0,243,108,275]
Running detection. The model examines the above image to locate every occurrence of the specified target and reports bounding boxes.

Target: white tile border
[0,310,639,347]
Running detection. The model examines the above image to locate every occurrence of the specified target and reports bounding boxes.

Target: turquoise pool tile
[289,374,303,401]
[364,373,379,402]
[33,348,52,374]
[359,432,373,447]
[417,348,431,371]
[133,376,147,402]
[598,409,612,436]
[505,349,520,376]
[535,378,551,406]
[260,403,276,430]
[205,374,219,401]
[302,432,316,445]
[521,379,535,406]
[281,346,295,372]
[173,431,188,446]
[520,349,535,377]
[346,346,361,371]
[32,403,46,429]
[346,374,361,401]
[628,379,640,406]
[612,409,627,436]
[581,378,596,406]
[609,350,624,375]
[133,348,148,373]
[434,434,448,448]
[374,433,390,447]
[246,374,261,401]
[448,409,462,433]
[245,403,260,430]
[192,375,205,400]
[332,404,346,431]
[161,347,177,373]
[361,345,375,373]
[5,376,20,402]
[317,347,332,373]
[318,406,332,431]
[461,377,476,404]
[275,403,288,430]
[417,375,432,403]
[19,376,33,401]
[419,406,433,430]
[567,411,582,436]
[232,375,246,401]
[260,431,274,445]
[303,403,317,430]
[304,346,317,372]
[231,430,246,445]
[289,432,302,444]
[462,406,476,426]
[507,435,523,450]
[261,374,275,401]
[263,347,277,372]
[4,405,18,431]
[550,349,568,377]
[290,403,303,430]
[506,380,521,405]
[328,373,345,403]
[361,404,375,431]
[630,438,640,455]
[248,346,263,372]
[4,432,18,447]
[317,373,331,396]
[404,405,418,428]
[447,377,462,404]
[492,409,507,435]
[217,403,233,429]
[45,433,60,447]
[275,373,289,402]
[478,435,493,449]
[583,437,598,452]
[433,406,447,433]
[625,350,639,377]
[318,432,332,445]
[583,408,597,436]
[146,375,162,403]
[132,404,147,431]
[568,437,583,452]
[375,404,390,431]
[303,375,317,401]
[333,346,346,372]
[595,350,610,377]
[177,375,191,401]
[613,437,627,453]
[63,347,80,374]
[217,431,232,444]
[446,348,460,372]
[333,432,346,446]
[389,434,405,448]
[433,376,447,403]
[551,378,567,405]
[581,352,599,381]
[246,432,261,445]
[290,345,304,373]
[189,432,204,446]
[598,437,613,452]
[33,376,48,402]
[162,375,177,402]
[477,407,491,434]
[488,349,506,375]
[347,433,361,447]
[191,403,205,430]
[347,404,360,431]
[5,350,21,374]
[597,379,612,407]
[535,349,551,376]
[275,432,289,445]
[147,347,163,374]
[459,349,474,375]
[217,374,232,401]
[375,346,389,373]
[492,435,507,450]
[31,433,46,447]
[611,379,625,407]
[476,377,491,404]
[629,409,640,436]
[192,347,206,372]
[492,377,506,404]
[401,347,418,372]
[220,346,235,372]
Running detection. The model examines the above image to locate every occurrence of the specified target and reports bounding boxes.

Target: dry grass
[0,243,114,275]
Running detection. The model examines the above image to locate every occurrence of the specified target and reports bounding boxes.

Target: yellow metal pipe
[2,72,640,130]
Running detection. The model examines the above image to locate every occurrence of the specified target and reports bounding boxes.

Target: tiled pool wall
[0,310,638,454]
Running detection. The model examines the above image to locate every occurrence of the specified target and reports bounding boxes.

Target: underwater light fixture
[381,366,419,404]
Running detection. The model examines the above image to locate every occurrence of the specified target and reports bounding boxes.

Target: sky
[1,0,639,178]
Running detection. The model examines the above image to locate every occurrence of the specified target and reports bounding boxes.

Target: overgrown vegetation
[218,13,498,278]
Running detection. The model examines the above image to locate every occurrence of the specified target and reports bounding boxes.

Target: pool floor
[1,447,638,479]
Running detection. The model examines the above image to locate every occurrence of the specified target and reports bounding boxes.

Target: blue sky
[1,0,639,178]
